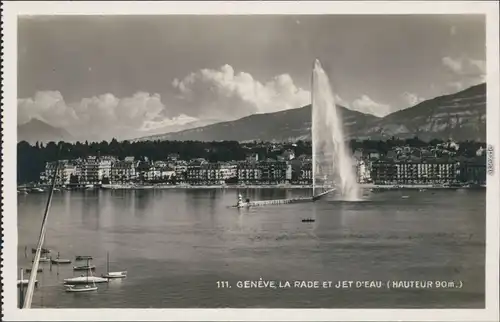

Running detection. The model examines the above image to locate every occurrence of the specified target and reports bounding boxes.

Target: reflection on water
[17,189,485,308]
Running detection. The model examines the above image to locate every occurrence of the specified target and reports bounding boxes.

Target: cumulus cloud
[18,91,198,141]
[172,64,310,120]
[351,95,392,117]
[442,56,486,91]
[402,92,425,107]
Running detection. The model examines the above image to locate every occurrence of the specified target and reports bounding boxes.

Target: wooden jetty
[233,188,336,208]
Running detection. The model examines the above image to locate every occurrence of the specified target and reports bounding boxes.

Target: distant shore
[98,183,486,190]
[18,183,486,192]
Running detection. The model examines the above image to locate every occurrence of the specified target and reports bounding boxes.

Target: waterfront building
[43,160,77,185]
[78,156,113,185]
[174,163,188,183]
[258,161,287,184]
[110,160,137,184]
[299,162,313,184]
[370,160,398,184]
[395,159,459,185]
[457,156,486,185]
[237,162,262,184]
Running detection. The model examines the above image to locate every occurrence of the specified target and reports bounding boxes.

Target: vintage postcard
[2,1,499,321]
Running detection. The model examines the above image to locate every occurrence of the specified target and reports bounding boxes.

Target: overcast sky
[18,15,486,141]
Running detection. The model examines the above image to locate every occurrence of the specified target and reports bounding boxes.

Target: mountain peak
[133,84,486,143]
[18,118,74,144]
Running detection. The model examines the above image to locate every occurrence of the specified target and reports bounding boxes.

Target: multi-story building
[258,161,287,184]
[186,160,208,185]
[370,160,398,184]
[79,157,102,184]
[299,162,313,184]
[43,160,77,185]
[457,156,486,185]
[237,162,261,184]
[219,163,238,183]
[395,160,459,184]
[110,160,137,183]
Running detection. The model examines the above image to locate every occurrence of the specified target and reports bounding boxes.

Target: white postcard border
[2,1,499,321]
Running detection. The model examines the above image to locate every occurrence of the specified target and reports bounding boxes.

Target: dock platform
[233,188,336,208]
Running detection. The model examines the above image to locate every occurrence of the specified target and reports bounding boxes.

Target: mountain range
[134,83,486,142]
[17,118,74,144]
[17,83,486,144]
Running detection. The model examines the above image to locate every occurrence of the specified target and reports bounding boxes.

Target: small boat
[32,256,50,263]
[101,252,127,279]
[401,195,409,199]
[25,267,43,273]
[65,284,98,292]
[102,271,128,279]
[31,187,45,193]
[17,279,38,287]
[73,265,96,271]
[301,218,315,223]
[51,252,72,264]
[63,275,108,284]
[32,248,51,254]
[51,258,72,264]
[65,259,99,292]
[75,255,93,261]
[419,188,427,192]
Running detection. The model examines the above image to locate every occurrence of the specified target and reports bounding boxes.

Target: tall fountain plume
[311,59,361,201]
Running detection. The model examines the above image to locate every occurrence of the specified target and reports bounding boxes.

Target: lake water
[17,188,485,308]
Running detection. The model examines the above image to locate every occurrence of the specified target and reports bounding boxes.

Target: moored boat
[32,256,50,263]
[102,271,127,279]
[32,248,51,254]
[75,255,93,261]
[73,265,96,271]
[63,275,108,284]
[51,258,72,264]
[65,284,98,292]
[101,252,127,279]
[25,267,43,273]
[17,279,38,287]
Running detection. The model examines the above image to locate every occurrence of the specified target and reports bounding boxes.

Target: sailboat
[101,252,127,279]
[51,252,72,264]
[65,259,98,292]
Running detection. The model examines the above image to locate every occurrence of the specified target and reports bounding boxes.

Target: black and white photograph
[2,1,499,321]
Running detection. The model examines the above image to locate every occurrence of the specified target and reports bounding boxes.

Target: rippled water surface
[17,188,485,308]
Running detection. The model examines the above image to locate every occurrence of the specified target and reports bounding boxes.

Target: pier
[234,188,336,208]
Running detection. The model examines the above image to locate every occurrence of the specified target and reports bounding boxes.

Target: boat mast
[23,159,60,308]
[311,59,316,197]
[107,252,109,273]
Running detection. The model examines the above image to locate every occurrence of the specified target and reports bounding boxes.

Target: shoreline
[94,183,486,190]
[19,183,486,192]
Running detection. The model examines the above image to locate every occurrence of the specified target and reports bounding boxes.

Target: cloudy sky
[18,15,486,141]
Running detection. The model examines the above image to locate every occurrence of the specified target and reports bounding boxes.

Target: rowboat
[75,255,93,261]
[65,284,98,292]
[73,265,96,271]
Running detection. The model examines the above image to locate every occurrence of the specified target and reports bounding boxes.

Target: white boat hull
[102,271,127,279]
[64,276,108,284]
[65,285,98,292]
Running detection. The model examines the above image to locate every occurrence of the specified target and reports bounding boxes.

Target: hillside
[132,82,487,143]
[365,83,486,141]
[17,118,74,144]
[134,105,380,142]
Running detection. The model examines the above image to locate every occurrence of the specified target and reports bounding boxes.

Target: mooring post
[19,269,25,309]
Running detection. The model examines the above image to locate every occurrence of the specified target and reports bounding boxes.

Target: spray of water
[311,59,361,201]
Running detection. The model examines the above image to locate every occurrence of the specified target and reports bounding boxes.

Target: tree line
[17,137,486,184]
